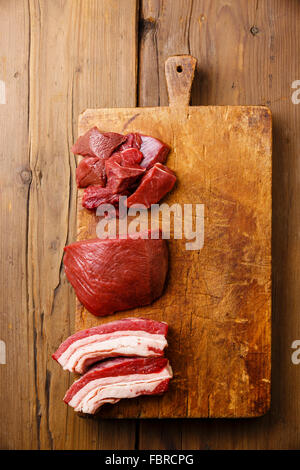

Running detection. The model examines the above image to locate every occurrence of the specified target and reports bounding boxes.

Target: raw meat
[108,148,144,166]
[82,185,128,210]
[63,230,168,316]
[63,357,173,414]
[106,164,145,194]
[127,163,176,208]
[106,149,145,194]
[118,133,142,151]
[52,317,168,374]
[139,135,170,169]
[76,157,106,188]
[72,127,126,159]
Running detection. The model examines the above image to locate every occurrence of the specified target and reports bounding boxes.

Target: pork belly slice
[64,357,173,414]
[139,135,170,169]
[76,157,106,188]
[63,230,168,316]
[72,127,126,159]
[127,163,176,208]
[52,317,168,374]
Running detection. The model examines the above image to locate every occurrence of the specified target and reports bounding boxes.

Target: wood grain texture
[0,0,138,450]
[1,0,300,450]
[75,101,271,418]
[165,55,196,106]
[138,0,300,450]
[0,0,32,450]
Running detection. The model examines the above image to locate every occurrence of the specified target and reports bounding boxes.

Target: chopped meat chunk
[109,148,144,166]
[72,127,126,159]
[106,163,145,194]
[106,149,145,194]
[82,185,128,210]
[76,157,106,188]
[139,135,170,169]
[127,163,176,208]
[118,133,142,151]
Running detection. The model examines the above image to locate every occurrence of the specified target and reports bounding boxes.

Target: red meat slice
[63,357,173,414]
[106,149,145,194]
[82,185,128,210]
[118,132,142,151]
[72,127,126,159]
[139,135,170,169]
[63,231,168,316]
[76,157,106,188]
[127,163,176,208]
[52,317,168,374]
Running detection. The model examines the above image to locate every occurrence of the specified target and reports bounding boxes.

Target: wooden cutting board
[74,55,271,418]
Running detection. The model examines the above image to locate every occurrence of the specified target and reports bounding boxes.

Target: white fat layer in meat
[58,330,167,373]
[69,364,173,413]
[58,330,165,365]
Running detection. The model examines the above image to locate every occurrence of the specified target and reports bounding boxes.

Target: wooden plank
[138,0,300,449]
[0,0,33,450]
[5,0,138,450]
[75,101,271,419]
[138,0,189,446]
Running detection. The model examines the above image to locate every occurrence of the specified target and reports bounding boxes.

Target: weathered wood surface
[76,94,272,419]
[0,0,32,450]
[0,0,299,449]
[138,0,300,450]
[0,0,138,450]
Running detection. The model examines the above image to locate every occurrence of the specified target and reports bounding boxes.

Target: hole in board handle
[177,65,183,73]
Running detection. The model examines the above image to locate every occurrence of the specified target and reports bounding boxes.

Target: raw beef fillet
[82,185,128,210]
[127,163,176,208]
[139,135,170,169]
[63,231,168,316]
[63,357,173,414]
[106,149,146,194]
[72,127,126,159]
[76,157,106,188]
[118,133,142,151]
[52,317,168,374]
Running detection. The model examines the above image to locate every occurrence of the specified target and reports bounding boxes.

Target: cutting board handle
[165,55,197,107]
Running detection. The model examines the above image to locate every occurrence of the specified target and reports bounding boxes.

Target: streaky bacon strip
[52,317,168,374]
[63,357,172,414]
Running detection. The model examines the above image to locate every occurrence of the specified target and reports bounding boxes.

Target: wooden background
[0,0,299,449]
